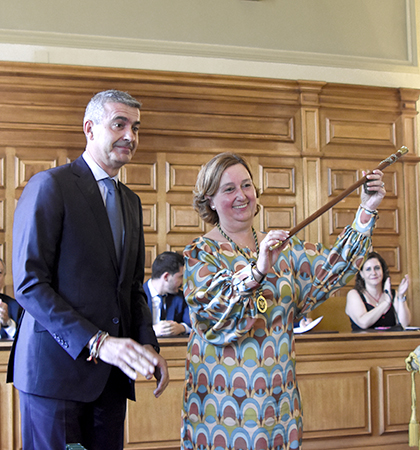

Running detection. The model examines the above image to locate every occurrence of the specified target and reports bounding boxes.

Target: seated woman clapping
[345,251,411,330]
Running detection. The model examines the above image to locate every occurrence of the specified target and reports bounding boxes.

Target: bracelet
[360,205,378,216]
[398,295,407,303]
[251,262,266,283]
[87,330,109,364]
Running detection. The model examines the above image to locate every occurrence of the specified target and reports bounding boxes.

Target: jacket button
[112,317,119,324]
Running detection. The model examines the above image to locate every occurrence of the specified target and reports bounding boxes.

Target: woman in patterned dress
[181,152,386,450]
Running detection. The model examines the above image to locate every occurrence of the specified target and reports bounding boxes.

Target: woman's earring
[211,205,216,210]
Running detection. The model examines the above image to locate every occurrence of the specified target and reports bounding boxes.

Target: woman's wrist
[359,204,378,216]
[397,294,407,302]
[354,205,379,234]
[251,263,266,283]
[382,289,392,307]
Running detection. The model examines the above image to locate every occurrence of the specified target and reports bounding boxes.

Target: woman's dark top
[350,291,397,331]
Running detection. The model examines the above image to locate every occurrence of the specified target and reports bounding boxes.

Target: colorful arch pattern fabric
[181,211,375,450]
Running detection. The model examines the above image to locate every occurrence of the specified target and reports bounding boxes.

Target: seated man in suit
[144,252,191,337]
[0,259,22,339]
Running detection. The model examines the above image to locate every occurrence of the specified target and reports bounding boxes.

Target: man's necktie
[160,295,167,320]
[103,178,124,265]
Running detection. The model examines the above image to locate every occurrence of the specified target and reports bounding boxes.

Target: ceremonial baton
[269,146,409,251]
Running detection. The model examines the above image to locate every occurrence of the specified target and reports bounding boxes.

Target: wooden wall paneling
[163,153,209,256]
[397,88,420,326]
[125,342,187,450]
[12,386,21,450]
[298,80,324,155]
[4,147,15,296]
[319,85,402,160]
[15,152,58,191]
[166,202,204,235]
[0,148,6,272]
[121,151,158,275]
[325,117,397,148]
[141,202,157,234]
[319,158,406,298]
[296,333,420,450]
[299,367,372,437]
[301,157,322,244]
[0,60,420,448]
[256,155,303,235]
[125,370,185,449]
[135,71,302,155]
[121,158,157,193]
[320,159,361,248]
[378,366,416,435]
[0,352,14,449]
[0,332,419,450]
[402,161,420,328]
[144,245,158,278]
[0,346,21,450]
[372,246,401,273]
[0,62,301,158]
[396,88,419,153]
[299,82,323,244]
[0,61,417,319]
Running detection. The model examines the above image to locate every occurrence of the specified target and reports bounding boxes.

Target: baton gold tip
[399,146,409,155]
[269,241,282,251]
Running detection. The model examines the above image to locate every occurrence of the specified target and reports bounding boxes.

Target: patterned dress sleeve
[183,237,260,346]
[290,205,377,318]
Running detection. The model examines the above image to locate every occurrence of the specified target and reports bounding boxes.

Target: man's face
[165,267,184,295]
[85,102,140,175]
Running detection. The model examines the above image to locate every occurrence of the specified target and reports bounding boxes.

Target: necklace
[217,223,267,313]
[364,289,382,305]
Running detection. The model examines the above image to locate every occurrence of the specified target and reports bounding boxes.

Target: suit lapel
[118,185,133,279]
[144,280,153,311]
[71,157,120,275]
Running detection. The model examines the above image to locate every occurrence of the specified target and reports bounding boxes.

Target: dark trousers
[19,368,127,450]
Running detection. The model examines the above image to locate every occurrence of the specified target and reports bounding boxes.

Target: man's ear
[83,120,95,140]
[162,271,170,282]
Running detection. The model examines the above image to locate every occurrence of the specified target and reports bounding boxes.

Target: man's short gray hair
[84,90,142,125]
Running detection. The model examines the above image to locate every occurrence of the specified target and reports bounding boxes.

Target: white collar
[82,150,119,184]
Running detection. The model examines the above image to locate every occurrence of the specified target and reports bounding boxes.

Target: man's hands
[143,344,170,398]
[97,336,170,398]
[0,300,11,327]
[153,320,186,337]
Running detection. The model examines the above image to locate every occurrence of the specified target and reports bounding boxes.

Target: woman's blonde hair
[193,152,260,225]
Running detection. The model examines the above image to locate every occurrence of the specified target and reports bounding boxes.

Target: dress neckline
[216,223,259,256]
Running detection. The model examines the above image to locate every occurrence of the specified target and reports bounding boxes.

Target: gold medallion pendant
[256,295,267,313]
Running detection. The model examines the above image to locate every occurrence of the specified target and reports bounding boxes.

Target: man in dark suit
[0,259,22,339]
[9,90,169,450]
[144,251,191,337]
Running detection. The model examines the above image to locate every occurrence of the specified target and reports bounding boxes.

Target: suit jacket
[0,293,23,339]
[8,155,158,402]
[144,279,191,328]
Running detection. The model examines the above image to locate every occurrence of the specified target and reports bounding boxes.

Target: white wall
[1,0,420,137]
[0,0,417,85]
